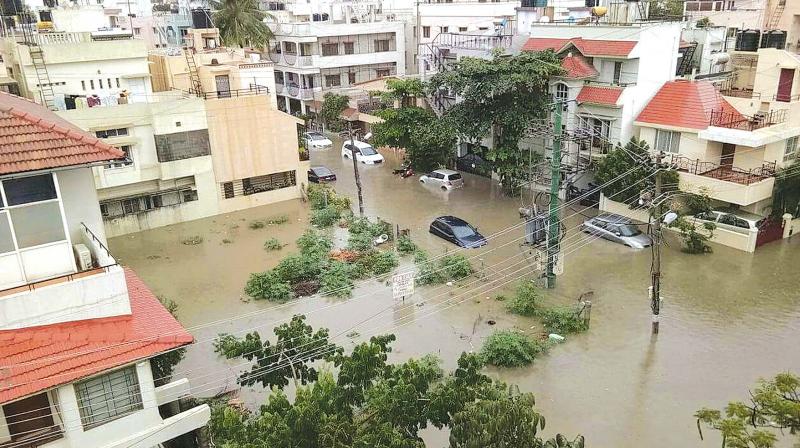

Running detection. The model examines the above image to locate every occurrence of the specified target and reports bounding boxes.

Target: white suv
[419,169,464,190]
[341,140,384,164]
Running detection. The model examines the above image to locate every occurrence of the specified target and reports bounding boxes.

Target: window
[555,83,568,101]
[423,26,430,38]
[3,174,57,205]
[325,74,341,87]
[99,79,103,89]
[344,42,354,54]
[348,72,356,84]
[374,39,390,52]
[376,68,391,77]
[75,366,142,429]
[95,127,128,138]
[478,26,489,30]
[458,26,468,32]
[107,78,112,89]
[116,78,120,88]
[221,171,297,198]
[154,129,211,162]
[0,174,66,254]
[655,129,680,153]
[133,27,140,35]
[321,43,339,56]
[613,61,623,85]
[784,136,798,161]
[99,186,197,219]
[223,182,234,199]
[90,80,95,89]
[107,145,133,168]
[81,80,86,90]
[1,393,62,445]
[442,26,448,33]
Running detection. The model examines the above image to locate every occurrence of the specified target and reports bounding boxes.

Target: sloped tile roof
[0,268,193,404]
[635,80,745,130]
[523,37,637,57]
[560,54,598,79]
[0,92,124,175]
[576,85,624,106]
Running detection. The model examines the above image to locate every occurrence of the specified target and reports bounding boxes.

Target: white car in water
[304,131,333,149]
[341,140,384,165]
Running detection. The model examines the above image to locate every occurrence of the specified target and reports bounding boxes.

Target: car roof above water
[593,213,635,225]
[436,215,469,226]
[433,169,459,175]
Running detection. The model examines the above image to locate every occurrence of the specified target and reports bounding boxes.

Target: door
[3,393,56,440]
[720,143,736,169]
[777,68,794,102]
[215,75,231,98]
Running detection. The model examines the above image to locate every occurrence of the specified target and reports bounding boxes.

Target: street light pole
[546,101,563,289]
[348,123,365,216]
[650,152,663,334]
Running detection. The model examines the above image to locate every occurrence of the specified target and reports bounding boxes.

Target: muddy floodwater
[110,141,800,447]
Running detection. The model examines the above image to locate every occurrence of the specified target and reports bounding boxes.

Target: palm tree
[210,0,274,49]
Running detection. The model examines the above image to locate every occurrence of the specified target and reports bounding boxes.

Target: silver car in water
[581,214,652,249]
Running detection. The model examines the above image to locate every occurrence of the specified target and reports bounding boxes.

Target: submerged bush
[273,254,323,285]
[308,184,351,212]
[244,271,292,302]
[414,250,445,285]
[356,250,398,277]
[539,307,587,335]
[480,330,549,368]
[439,254,473,280]
[263,238,284,251]
[396,235,417,255]
[506,281,542,317]
[320,261,354,298]
[296,230,333,257]
[347,231,374,253]
[311,206,341,228]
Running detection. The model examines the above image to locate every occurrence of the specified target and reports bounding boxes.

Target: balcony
[108,404,210,448]
[669,155,777,206]
[192,84,270,100]
[709,109,787,131]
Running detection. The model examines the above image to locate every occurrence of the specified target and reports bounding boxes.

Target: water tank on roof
[191,8,213,29]
[760,30,787,50]
[585,0,598,6]
[735,29,760,52]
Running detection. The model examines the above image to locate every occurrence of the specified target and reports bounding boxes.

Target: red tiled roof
[0,268,193,404]
[523,37,637,57]
[635,80,745,130]
[560,54,598,79]
[0,92,124,175]
[576,85,624,106]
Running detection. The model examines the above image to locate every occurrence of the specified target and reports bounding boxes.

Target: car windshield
[449,173,462,180]
[313,167,332,175]
[358,146,377,156]
[451,225,477,239]
[307,133,324,140]
[617,224,641,237]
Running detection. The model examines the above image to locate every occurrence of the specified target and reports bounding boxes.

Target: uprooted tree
[429,50,563,194]
[210,315,584,447]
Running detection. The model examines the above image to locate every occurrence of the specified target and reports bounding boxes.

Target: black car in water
[308,166,337,183]
[429,216,487,248]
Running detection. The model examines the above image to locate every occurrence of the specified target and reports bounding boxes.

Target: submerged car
[304,132,333,149]
[429,216,487,248]
[419,169,464,190]
[581,214,652,249]
[308,166,336,183]
[341,140,384,165]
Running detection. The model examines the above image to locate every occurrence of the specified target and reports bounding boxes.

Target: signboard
[392,272,415,299]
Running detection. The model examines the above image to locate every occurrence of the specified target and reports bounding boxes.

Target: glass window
[325,74,341,87]
[344,42,354,54]
[321,43,339,56]
[75,366,142,429]
[613,61,623,85]
[3,174,57,206]
[107,145,133,169]
[452,225,476,238]
[555,83,568,101]
[423,26,430,38]
[0,213,14,253]
[784,136,798,161]
[655,130,680,153]
[9,202,66,248]
[374,40,390,52]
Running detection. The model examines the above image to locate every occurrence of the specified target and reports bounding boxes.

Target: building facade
[0,91,209,447]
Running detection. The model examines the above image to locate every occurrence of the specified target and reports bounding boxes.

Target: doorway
[215,75,231,98]
[720,143,736,169]
[777,68,794,102]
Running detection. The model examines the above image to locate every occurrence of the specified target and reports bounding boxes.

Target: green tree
[649,0,684,19]
[430,51,564,194]
[320,92,349,132]
[209,319,581,447]
[593,137,655,204]
[211,0,274,49]
[373,106,456,171]
[771,162,800,217]
[150,297,186,386]
[695,372,800,448]
[381,78,425,108]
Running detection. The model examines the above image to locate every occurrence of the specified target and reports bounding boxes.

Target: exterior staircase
[676,42,698,76]
[184,49,203,95]
[19,24,56,110]
[767,0,786,29]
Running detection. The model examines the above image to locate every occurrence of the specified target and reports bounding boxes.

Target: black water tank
[760,30,787,49]
[736,29,760,51]
[1,0,22,15]
[191,8,212,29]
[585,0,599,6]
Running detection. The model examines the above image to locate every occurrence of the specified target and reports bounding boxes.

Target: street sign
[392,272,415,299]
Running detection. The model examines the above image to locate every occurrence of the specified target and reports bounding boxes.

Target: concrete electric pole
[650,152,664,334]
[347,124,365,216]
[546,101,563,289]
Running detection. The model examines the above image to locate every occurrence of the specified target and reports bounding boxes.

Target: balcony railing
[709,109,787,131]
[436,32,513,51]
[194,84,270,99]
[296,55,314,67]
[668,154,777,185]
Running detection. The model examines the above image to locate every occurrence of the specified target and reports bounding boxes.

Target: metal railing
[194,84,270,99]
[296,55,314,67]
[709,109,787,131]
[81,222,113,261]
[436,32,513,51]
[668,154,777,185]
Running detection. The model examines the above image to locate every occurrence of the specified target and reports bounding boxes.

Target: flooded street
[110,141,800,447]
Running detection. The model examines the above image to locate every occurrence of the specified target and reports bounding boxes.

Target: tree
[320,92,350,132]
[372,107,457,171]
[430,50,564,194]
[381,78,425,108]
[649,0,684,19]
[211,0,274,49]
[771,162,800,217]
[593,137,655,204]
[151,297,186,387]
[695,372,800,448]
[210,317,582,447]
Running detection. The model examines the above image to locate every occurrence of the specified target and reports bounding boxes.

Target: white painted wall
[58,167,108,245]
[51,6,110,33]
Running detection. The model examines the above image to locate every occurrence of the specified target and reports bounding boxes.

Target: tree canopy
[771,162,800,217]
[372,106,457,171]
[320,92,349,132]
[210,315,582,447]
[430,50,564,194]
[211,0,274,49]
[381,78,425,108]
[695,372,800,448]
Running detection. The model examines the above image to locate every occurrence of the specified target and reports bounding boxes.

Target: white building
[0,91,210,447]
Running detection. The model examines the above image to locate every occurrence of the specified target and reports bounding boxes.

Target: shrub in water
[311,206,341,228]
[396,235,417,255]
[308,184,351,212]
[347,231,374,253]
[439,254,473,280]
[244,271,292,302]
[274,254,322,284]
[414,249,445,285]
[248,220,266,229]
[480,330,549,368]
[263,238,284,251]
[506,281,542,317]
[296,230,333,257]
[359,250,398,276]
[540,307,587,335]
[320,261,354,298]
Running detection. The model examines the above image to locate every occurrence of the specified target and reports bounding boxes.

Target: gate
[756,218,785,248]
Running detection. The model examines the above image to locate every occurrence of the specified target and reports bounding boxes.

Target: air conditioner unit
[73,244,93,271]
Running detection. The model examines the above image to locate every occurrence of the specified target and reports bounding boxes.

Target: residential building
[0,25,308,237]
[764,0,800,52]
[682,0,766,30]
[631,49,800,251]
[0,91,210,447]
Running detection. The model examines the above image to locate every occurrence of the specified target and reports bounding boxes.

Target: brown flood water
[110,140,800,447]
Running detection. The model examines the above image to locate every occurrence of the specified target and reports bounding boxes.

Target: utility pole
[546,101,563,289]
[348,123,365,216]
[650,152,663,334]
